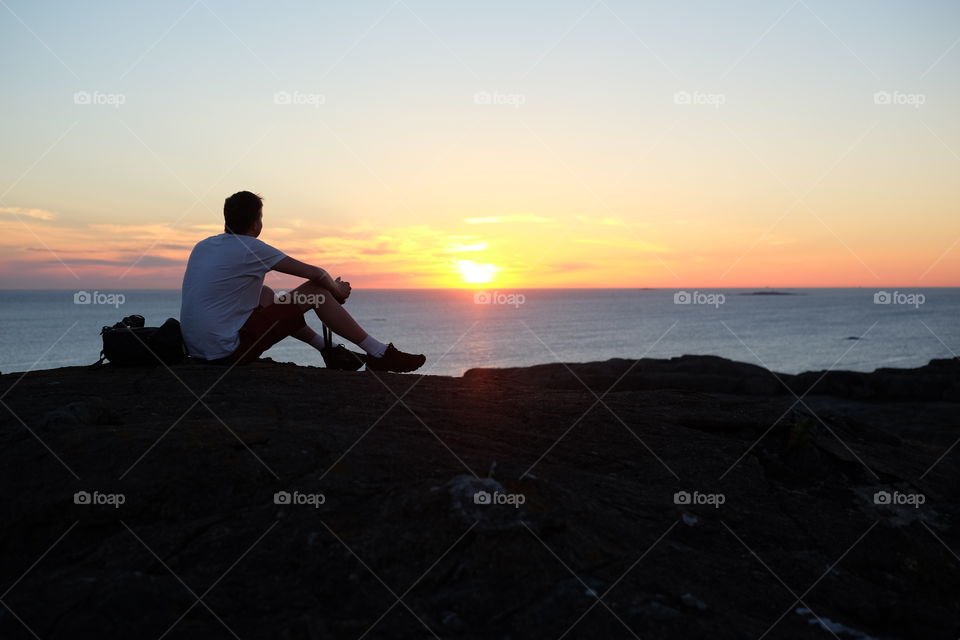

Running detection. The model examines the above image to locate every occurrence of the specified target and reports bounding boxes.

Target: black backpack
[91,315,186,367]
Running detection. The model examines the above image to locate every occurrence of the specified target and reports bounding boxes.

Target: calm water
[0,289,957,376]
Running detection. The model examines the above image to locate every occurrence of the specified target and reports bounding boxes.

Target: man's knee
[295,281,323,293]
[292,281,332,310]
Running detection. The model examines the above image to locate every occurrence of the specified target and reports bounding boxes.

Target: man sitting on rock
[180,190,426,372]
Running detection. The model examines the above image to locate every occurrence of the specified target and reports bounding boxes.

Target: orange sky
[1,198,956,289]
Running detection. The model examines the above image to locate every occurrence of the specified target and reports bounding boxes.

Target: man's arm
[272,256,349,301]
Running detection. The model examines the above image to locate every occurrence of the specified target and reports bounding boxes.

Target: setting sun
[457,259,499,285]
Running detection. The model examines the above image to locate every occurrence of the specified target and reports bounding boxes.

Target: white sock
[307,333,327,351]
[359,335,388,358]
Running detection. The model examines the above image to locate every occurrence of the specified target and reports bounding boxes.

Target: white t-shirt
[180,234,286,359]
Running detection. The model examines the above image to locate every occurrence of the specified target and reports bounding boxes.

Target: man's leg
[264,282,364,368]
[290,325,319,343]
[232,284,377,369]
[290,281,368,345]
[289,281,425,372]
[260,285,324,346]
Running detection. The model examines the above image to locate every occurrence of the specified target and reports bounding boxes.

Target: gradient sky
[1,0,958,289]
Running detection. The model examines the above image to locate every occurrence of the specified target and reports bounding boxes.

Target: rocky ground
[0,355,958,639]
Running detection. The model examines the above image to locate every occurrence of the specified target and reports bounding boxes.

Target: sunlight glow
[457,259,499,285]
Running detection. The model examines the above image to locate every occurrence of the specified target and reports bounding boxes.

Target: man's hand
[333,277,351,304]
[272,257,351,303]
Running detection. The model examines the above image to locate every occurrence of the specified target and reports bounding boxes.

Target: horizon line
[1,286,958,292]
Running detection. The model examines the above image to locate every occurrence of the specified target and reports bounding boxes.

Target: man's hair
[223,191,263,234]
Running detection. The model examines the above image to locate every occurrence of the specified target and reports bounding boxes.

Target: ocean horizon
[2,287,956,376]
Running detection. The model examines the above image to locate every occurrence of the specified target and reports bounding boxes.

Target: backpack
[90,314,187,367]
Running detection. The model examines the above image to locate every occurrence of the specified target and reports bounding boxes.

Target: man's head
[223,191,263,236]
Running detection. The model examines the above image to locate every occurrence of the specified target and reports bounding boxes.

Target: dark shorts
[202,303,307,366]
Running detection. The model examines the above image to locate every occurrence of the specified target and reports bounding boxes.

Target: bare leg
[291,281,368,345]
[291,325,318,343]
[276,282,423,372]
[261,285,321,344]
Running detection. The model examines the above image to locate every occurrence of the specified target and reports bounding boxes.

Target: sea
[0,288,956,377]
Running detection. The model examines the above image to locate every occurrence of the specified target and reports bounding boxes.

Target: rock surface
[0,355,958,639]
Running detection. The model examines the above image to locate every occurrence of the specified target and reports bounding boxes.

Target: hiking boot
[321,344,366,371]
[366,344,426,373]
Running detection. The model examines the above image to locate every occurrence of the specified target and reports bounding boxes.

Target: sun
[457,259,499,285]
